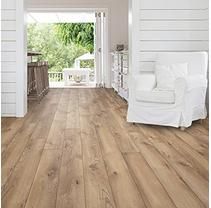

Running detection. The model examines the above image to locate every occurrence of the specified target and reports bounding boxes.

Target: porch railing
[48,70,95,82]
[48,72,63,82]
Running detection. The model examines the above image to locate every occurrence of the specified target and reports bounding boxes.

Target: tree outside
[27,23,95,73]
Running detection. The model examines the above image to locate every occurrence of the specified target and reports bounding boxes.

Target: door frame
[26,7,109,83]
[95,11,108,87]
[22,7,110,116]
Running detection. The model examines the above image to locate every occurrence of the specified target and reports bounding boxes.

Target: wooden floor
[2,88,209,208]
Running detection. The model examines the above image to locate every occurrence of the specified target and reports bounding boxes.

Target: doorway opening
[26,10,108,90]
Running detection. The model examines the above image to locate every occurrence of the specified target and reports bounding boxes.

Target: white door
[95,11,107,87]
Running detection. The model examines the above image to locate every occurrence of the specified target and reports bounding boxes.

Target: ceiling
[27,12,96,23]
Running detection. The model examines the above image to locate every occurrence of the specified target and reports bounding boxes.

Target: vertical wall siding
[1,0,17,116]
[135,0,209,71]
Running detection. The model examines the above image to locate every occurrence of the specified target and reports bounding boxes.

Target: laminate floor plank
[79,90,116,208]
[157,127,208,180]
[132,127,208,207]
[2,90,62,208]
[2,90,61,187]
[24,89,69,208]
[44,89,69,150]
[124,152,177,208]
[170,127,208,159]
[24,149,62,208]
[1,89,208,208]
[56,89,85,208]
[129,132,205,208]
[96,126,146,208]
[56,129,86,208]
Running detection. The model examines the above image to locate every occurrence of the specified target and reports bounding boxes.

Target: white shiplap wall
[1,0,27,117]
[129,0,209,73]
[1,0,17,116]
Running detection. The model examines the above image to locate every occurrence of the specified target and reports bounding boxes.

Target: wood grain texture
[2,91,62,208]
[124,152,177,208]
[1,88,208,208]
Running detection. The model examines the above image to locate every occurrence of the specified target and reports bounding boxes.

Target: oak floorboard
[157,127,208,180]
[2,90,62,208]
[1,88,208,208]
[44,89,69,150]
[66,89,80,129]
[56,89,85,208]
[56,129,85,208]
[96,126,146,208]
[24,149,62,208]
[186,125,209,143]
[92,90,138,153]
[124,152,176,208]
[79,90,116,208]
[131,127,208,207]
[24,89,68,208]
[130,134,205,208]
[2,90,61,187]
[1,92,51,153]
[170,127,208,159]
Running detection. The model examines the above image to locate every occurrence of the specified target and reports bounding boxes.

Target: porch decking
[2,88,208,208]
[49,81,96,88]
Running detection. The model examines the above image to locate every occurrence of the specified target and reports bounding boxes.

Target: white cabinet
[111,51,129,101]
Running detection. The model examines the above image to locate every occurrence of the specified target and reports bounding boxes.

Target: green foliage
[27,23,94,72]
[80,60,94,69]
[55,23,94,53]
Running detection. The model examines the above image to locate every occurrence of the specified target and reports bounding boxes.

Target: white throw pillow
[171,63,188,78]
[155,62,188,90]
[155,64,175,90]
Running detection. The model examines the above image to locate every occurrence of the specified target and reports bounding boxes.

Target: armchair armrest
[184,75,207,91]
[174,75,207,104]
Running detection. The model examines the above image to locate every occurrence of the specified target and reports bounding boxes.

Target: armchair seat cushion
[136,89,175,104]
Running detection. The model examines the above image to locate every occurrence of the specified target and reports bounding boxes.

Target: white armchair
[127,52,208,128]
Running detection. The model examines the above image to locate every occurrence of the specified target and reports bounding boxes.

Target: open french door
[95,11,107,87]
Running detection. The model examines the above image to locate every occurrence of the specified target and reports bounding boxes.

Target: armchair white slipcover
[127,52,208,128]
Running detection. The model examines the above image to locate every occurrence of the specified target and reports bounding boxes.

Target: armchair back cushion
[156,52,208,76]
[155,63,188,90]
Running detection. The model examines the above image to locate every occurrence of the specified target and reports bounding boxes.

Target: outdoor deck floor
[2,88,209,208]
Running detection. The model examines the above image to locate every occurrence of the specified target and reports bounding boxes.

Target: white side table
[63,68,90,85]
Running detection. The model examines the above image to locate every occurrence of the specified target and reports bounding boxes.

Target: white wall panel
[1,62,16,72]
[134,0,209,73]
[1,21,16,30]
[138,41,208,51]
[2,93,16,103]
[139,20,208,31]
[139,0,208,9]
[1,31,16,41]
[1,41,16,51]
[1,52,16,62]
[138,62,155,71]
[1,72,16,83]
[1,10,16,20]
[1,0,18,116]
[139,9,208,20]
[139,31,208,41]
[1,104,16,115]
[2,0,16,9]
[1,83,16,93]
